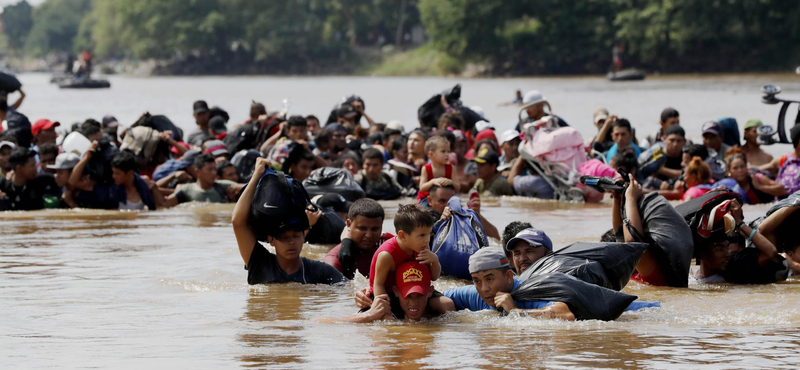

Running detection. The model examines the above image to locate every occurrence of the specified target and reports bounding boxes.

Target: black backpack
[248,169,313,242]
[224,122,259,154]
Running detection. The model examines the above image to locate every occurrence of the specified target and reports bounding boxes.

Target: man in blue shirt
[442,247,575,319]
[605,118,642,163]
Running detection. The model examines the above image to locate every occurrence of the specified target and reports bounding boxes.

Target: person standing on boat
[612,44,622,72]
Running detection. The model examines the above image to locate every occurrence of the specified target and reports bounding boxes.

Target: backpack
[120,126,162,166]
[717,117,741,147]
[132,113,184,143]
[431,196,488,280]
[230,149,263,183]
[224,123,259,154]
[675,189,742,246]
[248,169,312,242]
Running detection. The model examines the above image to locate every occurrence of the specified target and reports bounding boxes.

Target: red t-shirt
[417,163,453,201]
[368,237,416,295]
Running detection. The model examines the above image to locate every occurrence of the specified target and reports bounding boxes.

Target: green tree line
[2,0,798,74]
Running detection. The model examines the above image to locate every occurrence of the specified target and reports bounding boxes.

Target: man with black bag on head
[232,158,345,285]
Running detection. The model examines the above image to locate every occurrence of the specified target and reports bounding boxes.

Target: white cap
[475,120,494,132]
[470,106,485,119]
[501,129,520,143]
[0,140,15,150]
[522,90,547,105]
[47,152,81,170]
[386,120,405,133]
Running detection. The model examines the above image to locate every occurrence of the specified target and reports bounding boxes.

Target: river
[2,73,800,369]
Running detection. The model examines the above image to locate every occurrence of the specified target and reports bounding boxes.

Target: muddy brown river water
[2,73,800,368]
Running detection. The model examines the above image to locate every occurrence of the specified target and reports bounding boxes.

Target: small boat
[58,78,111,89]
[607,69,646,81]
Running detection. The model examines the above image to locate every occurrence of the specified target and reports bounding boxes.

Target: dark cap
[193,100,209,115]
[209,115,228,133]
[701,121,722,137]
[9,147,36,167]
[337,105,358,119]
[180,149,201,165]
[325,123,347,133]
[665,124,685,138]
[468,247,510,274]
[315,193,353,214]
[472,147,500,165]
[102,115,119,128]
[505,228,553,252]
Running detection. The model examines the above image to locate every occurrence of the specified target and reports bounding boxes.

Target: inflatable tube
[58,79,111,89]
[511,272,637,321]
[625,193,694,287]
[302,167,365,202]
[431,196,488,279]
[0,72,21,92]
[525,241,648,291]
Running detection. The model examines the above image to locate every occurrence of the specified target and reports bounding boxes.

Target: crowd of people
[2,87,800,322]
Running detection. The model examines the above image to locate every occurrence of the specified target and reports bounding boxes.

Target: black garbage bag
[305,207,346,245]
[511,272,638,321]
[722,248,789,284]
[303,167,365,202]
[417,84,484,131]
[0,72,21,92]
[749,190,800,251]
[225,122,259,153]
[248,168,311,242]
[525,242,648,291]
[4,110,32,148]
[623,193,694,287]
[230,149,263,183]
[132,113,184,143]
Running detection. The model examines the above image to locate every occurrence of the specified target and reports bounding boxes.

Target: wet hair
[383,129,402,143]
[437,111,465,131]
[600,229,617,242]
[286,115,307,129]
[281,146,315,173]
[9,147,35,168]
[724,146,747,169]
[425,135,450,154]
[111,151,138,173]
[194,153,216,169]
[660,107,680,123]
[38,143,58,158]
[429,184,456,198]
[502,221,533,249]
[434,129,456,151]
[665,124,685,138]
[683,144,709,160]
[474,138,499,153]
[362,148,384,163]
[391,138,406,152]
[315,129,331,148]
[305,114,318,124]
[685,156,711,185]
[610,147,638,173]
[612,118,632,133]
[348,198,385,221]
[394,204,436,234]
[80,119,102,138]
[250,102,266,120]
[216,160,235,177]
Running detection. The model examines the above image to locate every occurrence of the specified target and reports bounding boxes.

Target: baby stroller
[519,117,601,202]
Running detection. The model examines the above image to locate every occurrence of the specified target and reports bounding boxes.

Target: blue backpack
[431,196,489,279]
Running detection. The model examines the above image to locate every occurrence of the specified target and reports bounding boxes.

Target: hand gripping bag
[511,272,638,321]
[431,196,488,279]
[526,241,648,291]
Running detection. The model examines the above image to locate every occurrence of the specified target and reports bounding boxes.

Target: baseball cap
[181,149,201,165]
[386,120,405,133]
[209,115,228,133]
[505,228,553,252]
[468,247,510,274]
[743,119,763,131]
[593,108,609,124]
[325,123,347,133]
[31,119,60,136]
[501,129,520,144]
[193,100,210,115]
[102,115,119,129]
[475,120,495,132]
[314,193,353,214]
[395,261,431,298]
[0,140,15,151]
[475,129,498,146]
[47,152,80,170]
[522,90,547,105]
[203,140,229,157]
[701,121,722,137]
[472,147,499,165]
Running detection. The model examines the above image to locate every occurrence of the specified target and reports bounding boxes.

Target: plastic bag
[431,196,488,279]
[625,193,694,287]
[305,209,346,245]
[417,84,484,131]
[525,242,648,291]
[303,167,365,202]
[511,272,638,321]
